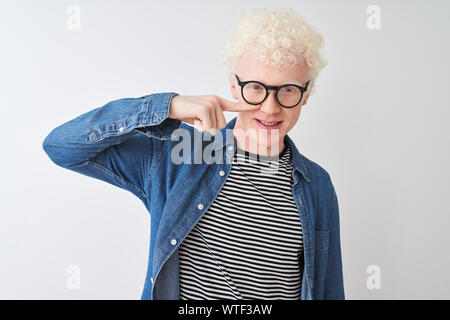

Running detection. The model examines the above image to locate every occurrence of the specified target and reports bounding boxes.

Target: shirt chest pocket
[314,229,330,282]
[315,229,329,251]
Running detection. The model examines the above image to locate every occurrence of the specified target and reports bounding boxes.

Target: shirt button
[118,126,124,132]
[170,239,177,245]
[153,113,158,121]
[197,203,204,210]
[151,277,154,284]
[219,170,225,176]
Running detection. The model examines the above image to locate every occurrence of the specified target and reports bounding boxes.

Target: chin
[256,134,283,149]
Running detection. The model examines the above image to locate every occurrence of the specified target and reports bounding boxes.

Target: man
[42,5,344,300]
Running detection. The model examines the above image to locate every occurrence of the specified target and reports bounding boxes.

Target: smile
[255,119,283,129]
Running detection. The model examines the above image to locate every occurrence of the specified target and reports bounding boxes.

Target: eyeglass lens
[243,82,302,107]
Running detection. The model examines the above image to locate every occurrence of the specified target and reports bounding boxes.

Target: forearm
[42,92,180,169]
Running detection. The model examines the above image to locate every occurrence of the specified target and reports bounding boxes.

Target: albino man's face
[229,49,312,156]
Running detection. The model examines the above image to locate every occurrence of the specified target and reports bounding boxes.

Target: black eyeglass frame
[234,74,310,108]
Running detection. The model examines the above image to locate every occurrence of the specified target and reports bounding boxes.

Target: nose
[259,89,281,115]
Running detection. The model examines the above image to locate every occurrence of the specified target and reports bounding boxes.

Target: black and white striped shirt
[178,145,304,300]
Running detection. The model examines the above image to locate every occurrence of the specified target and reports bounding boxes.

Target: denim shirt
[42,92,345,300]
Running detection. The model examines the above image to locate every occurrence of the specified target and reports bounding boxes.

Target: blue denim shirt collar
[212,116,311,183]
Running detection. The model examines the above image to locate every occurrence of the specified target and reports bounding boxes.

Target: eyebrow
[247,77,305,87]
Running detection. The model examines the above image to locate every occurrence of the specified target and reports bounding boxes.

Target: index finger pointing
[217,96,260,112]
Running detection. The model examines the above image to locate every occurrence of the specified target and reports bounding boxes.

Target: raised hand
[168,94,260,134]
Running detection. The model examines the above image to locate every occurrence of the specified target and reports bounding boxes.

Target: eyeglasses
[234,74,310,108]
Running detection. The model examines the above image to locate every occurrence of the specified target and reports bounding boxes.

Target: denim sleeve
[42,92,181,201]
[323,182,345,299]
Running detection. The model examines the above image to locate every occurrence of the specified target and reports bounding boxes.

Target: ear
[228,72,239,100]
[301,78,314,106]
[301,92,310,106]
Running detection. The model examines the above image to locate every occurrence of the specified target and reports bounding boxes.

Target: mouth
[255,119,283,130]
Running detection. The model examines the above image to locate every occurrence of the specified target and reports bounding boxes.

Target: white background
[1,0,449,299]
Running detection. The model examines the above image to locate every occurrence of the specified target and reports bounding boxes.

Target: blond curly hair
[221,4,327,92]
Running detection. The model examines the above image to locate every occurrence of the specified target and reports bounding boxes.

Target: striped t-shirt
[178,144,304,300]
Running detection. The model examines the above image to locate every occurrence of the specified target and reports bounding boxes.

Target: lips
[257,120,282,126]
[255,118,283,129]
